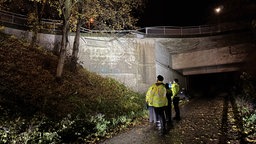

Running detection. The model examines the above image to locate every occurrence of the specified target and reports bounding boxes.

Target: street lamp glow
[215,7,221,13]
[214,5,224,14]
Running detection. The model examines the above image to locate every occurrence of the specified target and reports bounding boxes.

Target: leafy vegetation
[0,0,146,79]
[0,32,147,143]
[235,72,256,143]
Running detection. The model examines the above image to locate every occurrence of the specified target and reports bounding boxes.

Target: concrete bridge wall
[2,10,254,92]
[172,44,250,75]
[5,27,252,92]
[168,31,255,75]
[2,27,183,93]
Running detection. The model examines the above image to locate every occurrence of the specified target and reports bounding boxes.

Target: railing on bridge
[0,9,250,37]
[145,22,250,37]
[0,9,62,33]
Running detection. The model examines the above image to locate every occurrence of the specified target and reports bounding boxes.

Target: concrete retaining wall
[2,27,181,93]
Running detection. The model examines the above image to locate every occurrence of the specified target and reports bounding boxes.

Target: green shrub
[235,72,256,143]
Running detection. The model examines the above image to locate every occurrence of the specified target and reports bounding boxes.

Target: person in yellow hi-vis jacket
[172,78,181,121]
[146,75,168,135]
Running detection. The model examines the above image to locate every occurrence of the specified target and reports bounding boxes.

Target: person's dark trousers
[173,97,180,120]
[154,107,166,135]
[165,101,172,123]
[165,104,173,131]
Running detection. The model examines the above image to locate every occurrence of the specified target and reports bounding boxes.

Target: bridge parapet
[0,9,251,38]
[0,9,62,33]
[145,23,250,37]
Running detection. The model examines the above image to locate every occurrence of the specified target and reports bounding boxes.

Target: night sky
[137,0,219,27]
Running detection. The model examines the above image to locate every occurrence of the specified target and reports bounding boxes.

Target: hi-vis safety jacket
[171,82,180,99]
[146,82,167,107]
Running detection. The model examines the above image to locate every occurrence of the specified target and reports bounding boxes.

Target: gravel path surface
[100,92,242,144]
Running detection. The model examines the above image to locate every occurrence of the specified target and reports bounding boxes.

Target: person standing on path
[165,83,173,128]
[146,75,168,135]
[172,78,181,121]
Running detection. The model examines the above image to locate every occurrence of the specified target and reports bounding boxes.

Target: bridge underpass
[158,30,254,75]
[1,8,255,144]
[150,27,255,96]
[1,9,255,93]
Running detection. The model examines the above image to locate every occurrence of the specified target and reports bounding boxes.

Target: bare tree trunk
[56,21,68,80]
[70,1,83,72]
[30,27,38,49]
[30,1,45,49]
[30,1,39,49]
[56,0,71,80]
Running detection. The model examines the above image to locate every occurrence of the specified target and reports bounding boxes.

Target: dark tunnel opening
[187,72,240,98]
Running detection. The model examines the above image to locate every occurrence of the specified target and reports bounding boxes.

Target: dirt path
[100,92,241,144]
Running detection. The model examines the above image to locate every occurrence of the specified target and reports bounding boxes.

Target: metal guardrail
[145,22,250,37]
[0,9,62,33]
[0,9,250,37]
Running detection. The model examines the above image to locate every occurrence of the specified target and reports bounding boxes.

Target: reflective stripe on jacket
[146,82,167,107]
